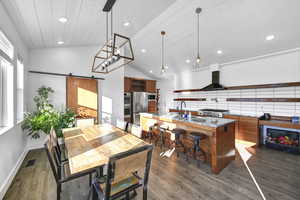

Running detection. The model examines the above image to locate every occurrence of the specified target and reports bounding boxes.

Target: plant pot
[58,137,64,145]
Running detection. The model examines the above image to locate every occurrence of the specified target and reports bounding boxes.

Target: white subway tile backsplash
[174,86,299,117]
[274,87,296,98]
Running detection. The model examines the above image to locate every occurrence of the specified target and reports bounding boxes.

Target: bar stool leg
[160,131,164,150]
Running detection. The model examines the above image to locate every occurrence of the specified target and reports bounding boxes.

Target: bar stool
[151,124,168,150]
[171,128,186,157]
[148,123,159,143]
[184,132,207,167]
[158,124,169,150]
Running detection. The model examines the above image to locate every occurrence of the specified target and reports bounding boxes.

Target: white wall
[124,65,153,80]
[0,2,29,199]
[176,50,300,90]
[100,68,124,124]
[159,50,300,117]
[157,77,176,114]
[28,46,102,111]
[28,46,126,146]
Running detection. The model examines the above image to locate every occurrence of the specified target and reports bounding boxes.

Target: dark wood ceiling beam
[174,98,206,101]
[173,81,300,93]
[226,98,300,102]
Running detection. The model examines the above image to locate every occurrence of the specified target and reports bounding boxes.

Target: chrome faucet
[211,98,218,103]
[180,101,186,112]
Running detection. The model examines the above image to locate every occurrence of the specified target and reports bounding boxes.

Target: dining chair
[44,139,95,200]
[50,127,68,163]
[76,118,95,128]
[116,119,128,132]
[88,144,153,200]
[130,124,143,138]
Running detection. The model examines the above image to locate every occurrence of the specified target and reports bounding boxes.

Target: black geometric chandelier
[91,0,134,74]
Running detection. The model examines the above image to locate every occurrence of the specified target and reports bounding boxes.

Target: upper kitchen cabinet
[124,77,156,92]
[145,80,156,93]
[124,77,132,92]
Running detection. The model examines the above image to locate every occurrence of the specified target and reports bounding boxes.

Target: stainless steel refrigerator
[132,92,148,124]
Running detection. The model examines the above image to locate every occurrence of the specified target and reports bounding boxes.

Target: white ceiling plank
[14,0,44,48]
[2,0,300,78]
[2,0,34,48]
[32,0,46,47]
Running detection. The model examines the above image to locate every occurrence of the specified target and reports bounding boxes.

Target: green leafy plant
[54,109,76,138]
[22,86,76,139]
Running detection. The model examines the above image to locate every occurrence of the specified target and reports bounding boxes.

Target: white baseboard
[0,148,28,200]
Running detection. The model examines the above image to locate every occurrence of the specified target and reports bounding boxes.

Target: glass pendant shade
[160,31,166,74]
[195,7,202,65]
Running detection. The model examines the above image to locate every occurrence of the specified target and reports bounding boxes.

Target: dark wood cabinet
[131,79,146,92]
[224,115,240,140]
[224,114,259,145]
[146,80,156,93]
[124,77,156,92]
[124,77,132,92]
[239,116,259,144]
[148,101,157,113]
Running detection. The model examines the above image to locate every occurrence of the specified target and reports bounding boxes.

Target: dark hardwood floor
[4,143,300,200]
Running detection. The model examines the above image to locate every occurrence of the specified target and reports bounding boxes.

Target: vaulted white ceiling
[2,0,300,78]
[1,0,175,48]
[131,0,300,77]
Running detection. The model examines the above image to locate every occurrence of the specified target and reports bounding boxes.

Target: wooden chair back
[50,127,59,148]
[44,139,60,182]
[104,145,153,198]
[116,119,128,131]
[50,127,64,160]
[130,124,142,138]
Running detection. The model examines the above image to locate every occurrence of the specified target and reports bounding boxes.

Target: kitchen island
[140,113,236,174]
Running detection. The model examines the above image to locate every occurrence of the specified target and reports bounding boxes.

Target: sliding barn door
[66,77,98,123]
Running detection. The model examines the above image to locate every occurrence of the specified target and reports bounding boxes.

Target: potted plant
[22,86,76,139]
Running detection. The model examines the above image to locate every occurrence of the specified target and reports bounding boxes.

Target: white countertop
[141,113,235,128]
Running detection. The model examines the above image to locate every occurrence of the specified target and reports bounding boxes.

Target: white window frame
[17,59,24,122]
[0,30,14,60]
[0,57,14,128]
[0,29,15,134]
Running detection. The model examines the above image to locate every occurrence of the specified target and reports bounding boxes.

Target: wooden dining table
[62,124,148,175]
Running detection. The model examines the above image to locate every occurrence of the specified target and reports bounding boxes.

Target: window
[0,57,14,127]
[17,59,24,121]
[0,30,14,60]
[0,29,14,129]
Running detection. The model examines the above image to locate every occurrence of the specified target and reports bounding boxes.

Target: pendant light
[195,7,202,65]
[91,0,134,74]
[161,31,166,74]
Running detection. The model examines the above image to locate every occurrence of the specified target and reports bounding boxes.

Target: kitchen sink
[172,115,207,123]
[191,117,206,123]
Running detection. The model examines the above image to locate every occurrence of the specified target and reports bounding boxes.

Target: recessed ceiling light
[57,41,64,45]
[58,17,68,23]
[217,50,223,54]
[123,22,130,27]
[266,35,275,41]
[185,59,191,63]
[149,70,153,73]
[141,49,147,53]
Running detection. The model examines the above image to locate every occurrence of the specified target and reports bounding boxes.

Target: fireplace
[263,126,300,154]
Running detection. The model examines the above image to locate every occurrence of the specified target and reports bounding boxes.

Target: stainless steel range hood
[201,71,225,91]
